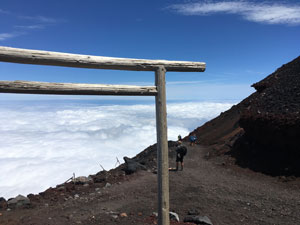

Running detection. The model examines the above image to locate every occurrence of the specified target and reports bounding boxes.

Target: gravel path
[1,143,300,225]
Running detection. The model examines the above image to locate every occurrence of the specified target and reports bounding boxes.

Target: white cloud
[18,15,58,23]
[170,1,300,25]
[0,32,24,41]
[14,25,45,30]
[0,101,233,199]
[0,8,62,41]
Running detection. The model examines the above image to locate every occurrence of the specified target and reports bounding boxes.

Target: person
[189,133,197,146]
[178,134,182,141]
[175,141,187,171]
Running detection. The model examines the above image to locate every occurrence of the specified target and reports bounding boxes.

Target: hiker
[178,134,182,141]
[189,133,197,146]
[175,141,187,171]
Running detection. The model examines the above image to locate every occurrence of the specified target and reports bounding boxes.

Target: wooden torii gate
[0,46,205,225]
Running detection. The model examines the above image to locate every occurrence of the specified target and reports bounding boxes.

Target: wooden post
[155,66,170,225]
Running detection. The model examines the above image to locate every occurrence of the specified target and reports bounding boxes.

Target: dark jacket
[176,145,187,157]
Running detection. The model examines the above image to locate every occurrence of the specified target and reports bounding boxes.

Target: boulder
[123,157,146,175]
[7,195,31,209]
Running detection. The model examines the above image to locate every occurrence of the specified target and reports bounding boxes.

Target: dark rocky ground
[1,142,300,225]
[190,56,300,177]
[1,56,300,224]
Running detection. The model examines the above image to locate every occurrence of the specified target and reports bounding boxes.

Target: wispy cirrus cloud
[19,15,59,23]
[0,9,63,41]
[0,32,25,41]
[14,24,45,30]
[169,1,300,25]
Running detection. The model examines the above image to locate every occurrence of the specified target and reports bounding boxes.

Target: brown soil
[1,142,300,225]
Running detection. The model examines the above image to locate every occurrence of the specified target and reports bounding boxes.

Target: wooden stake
[155,66,170,225]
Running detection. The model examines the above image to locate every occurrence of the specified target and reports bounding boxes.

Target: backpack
[177,145,187,156]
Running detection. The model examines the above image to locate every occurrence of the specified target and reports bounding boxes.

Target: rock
[0,197,7,209]
[74,194,80,199]
[73,176,93,184]
[123,156,147,175]
[105,183,112,188]
[169,212,180,222]
[152,212,158,217]
[111,215,118,219]
[83,183,89,187]
[7,195,31,209]
[184,215,213,225]
[120,212,128,217]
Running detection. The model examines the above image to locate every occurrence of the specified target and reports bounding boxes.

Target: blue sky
[0,0,300,101]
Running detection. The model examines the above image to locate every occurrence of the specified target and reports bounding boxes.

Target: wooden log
[0,80,157,96]
[0,46,206,72]
[155,66,170,225]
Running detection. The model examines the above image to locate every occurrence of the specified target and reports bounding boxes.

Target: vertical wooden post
[155,66,170,225]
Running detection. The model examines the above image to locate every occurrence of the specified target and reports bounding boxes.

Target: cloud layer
[170,1,300,25]
[0,101,233,199]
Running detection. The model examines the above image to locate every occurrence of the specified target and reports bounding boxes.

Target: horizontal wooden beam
[0,46,206,72]
[0,80,157,96]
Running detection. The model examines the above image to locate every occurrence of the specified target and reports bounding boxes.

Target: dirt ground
[1,142,300,225]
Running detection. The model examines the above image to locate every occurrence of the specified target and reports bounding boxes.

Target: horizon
[1,0,300,199]
[1,0,299,102]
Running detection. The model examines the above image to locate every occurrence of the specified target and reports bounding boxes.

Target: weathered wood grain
[155,66,170,225]
[0,46,206,72]
[0,80,157,96]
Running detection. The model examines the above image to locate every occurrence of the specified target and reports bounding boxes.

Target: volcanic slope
[188,56,300,176]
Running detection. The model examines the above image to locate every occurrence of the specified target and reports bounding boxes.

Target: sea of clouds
[0,100,233,199]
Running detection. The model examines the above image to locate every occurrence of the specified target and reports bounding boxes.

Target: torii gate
[0,46,206,225]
